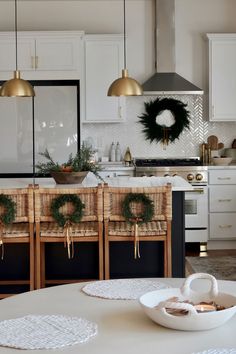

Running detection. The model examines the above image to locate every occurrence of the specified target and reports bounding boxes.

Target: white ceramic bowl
[139,273,236,331]
[212,157,232,166]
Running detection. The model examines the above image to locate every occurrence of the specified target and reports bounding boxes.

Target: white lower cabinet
[209,186,236,212]
[210,213,236,239]
[209,169,236,240]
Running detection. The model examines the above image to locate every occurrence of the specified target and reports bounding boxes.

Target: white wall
[175,0,236,92]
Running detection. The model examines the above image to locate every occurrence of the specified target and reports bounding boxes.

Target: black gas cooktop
[135,158,202,167]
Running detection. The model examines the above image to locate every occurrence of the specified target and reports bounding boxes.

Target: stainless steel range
[135,158,208,244]
[135,158,207,184]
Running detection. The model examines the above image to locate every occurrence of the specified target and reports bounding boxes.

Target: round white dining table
[0,278,236,354]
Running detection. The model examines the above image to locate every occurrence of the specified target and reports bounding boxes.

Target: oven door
[185,186,208,242]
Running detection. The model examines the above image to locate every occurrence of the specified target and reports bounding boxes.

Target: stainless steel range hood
[143,0,203,95]
[143,73,203,95]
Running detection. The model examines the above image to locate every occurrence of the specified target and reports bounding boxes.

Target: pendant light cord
[123,0,126,69]
[15,0,18,70]
[32,98,35,183]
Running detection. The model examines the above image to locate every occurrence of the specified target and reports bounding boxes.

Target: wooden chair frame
[34,185,104,289]
[103,184,172,279]
[0,185,34,298]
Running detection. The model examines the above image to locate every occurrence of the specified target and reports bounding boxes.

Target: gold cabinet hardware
[186,188,204,194]
[35,56,39,69]
[118,106,122,118]
[31,56,35,69]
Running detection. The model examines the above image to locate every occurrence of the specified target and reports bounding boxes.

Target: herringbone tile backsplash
[82,95,236,160]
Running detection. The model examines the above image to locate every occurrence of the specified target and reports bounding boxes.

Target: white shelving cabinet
[207,33,236,121]
[83,34,126,123]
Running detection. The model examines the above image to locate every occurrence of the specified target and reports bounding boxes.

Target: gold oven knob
[196,173,203,181]
[187,173,194,181]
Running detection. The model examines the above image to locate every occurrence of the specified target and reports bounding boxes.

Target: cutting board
[218,142,224,150]
[207,135,218,150]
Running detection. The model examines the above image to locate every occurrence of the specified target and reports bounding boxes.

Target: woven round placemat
[82,278,170,300]
[192,349,236,354]
[0,314,97,350]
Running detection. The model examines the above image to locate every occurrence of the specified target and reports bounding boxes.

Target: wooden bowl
[50,171,88,184]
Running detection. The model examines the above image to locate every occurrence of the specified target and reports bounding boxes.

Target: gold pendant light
[0,0,35,97]
[107,0,143,96]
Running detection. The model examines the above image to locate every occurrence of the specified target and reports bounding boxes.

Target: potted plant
[35,145,103,184]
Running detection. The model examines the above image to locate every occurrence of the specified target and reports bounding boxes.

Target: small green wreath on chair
[121,193,154,259]
[51,194,85,228]
[0,194,16,225]
[122,193,154,225]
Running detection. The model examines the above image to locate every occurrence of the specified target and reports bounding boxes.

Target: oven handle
[185,188,205,194]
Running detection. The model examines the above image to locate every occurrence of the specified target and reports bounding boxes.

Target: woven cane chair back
[34,185,104,289]
[0,187,34,223]
[34,187,103,223]
[104,186,172,221]
[0,186,34,297]
[103,184,172,279]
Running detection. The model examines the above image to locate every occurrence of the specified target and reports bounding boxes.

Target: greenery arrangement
[35,145,102,180]
[122,193,154,225]
[51,194,85,228]
[0,194,16,225]
[139,97,190,145]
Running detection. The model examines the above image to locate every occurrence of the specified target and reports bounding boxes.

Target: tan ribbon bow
[162,127,171,148]
[64,220,74,259]
[0,220,4,260]
[134,222,140,259]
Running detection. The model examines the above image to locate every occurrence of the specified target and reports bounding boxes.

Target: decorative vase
[50,171,88,184]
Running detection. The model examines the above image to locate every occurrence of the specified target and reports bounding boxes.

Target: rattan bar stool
[103,184,172,279]
[0,185,34,298]
[34,184,104,289]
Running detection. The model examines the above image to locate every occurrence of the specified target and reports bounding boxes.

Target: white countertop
[0,174,192,191]
[0,278,235,354]
[98,162,135,171]
[101,175,193,191]
[208,163,236,169]
[100,162,236,170]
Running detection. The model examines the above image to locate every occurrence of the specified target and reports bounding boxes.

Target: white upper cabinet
[207,33,236,121]
[0,38,33,71]
[83,34,126,123]
[0,31,84,80]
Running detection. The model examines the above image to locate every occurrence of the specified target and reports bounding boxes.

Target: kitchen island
[0,175,191,294]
